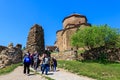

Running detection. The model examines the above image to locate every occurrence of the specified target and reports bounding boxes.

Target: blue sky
[0,0,120,47]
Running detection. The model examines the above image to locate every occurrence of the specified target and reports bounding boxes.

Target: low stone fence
[81,47,120,61]
[51,51,77,60]
[51,47,120,62]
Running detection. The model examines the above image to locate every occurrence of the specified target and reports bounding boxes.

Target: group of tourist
[23,50,57,76]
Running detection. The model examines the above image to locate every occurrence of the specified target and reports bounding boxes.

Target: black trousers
[24,63,30,74]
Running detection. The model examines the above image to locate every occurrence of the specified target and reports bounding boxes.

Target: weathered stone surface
[55,13,91,51]
[15,44,22,49]
[0,44,23,69]
[26,24,45,53]
[8,43,13,49]
[81,47,120,61]
[51,51,77,60]
[46,46,57,52]
[62,14,87,29]
[0,45,7,53]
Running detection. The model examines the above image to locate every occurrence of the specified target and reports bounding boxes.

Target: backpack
[24,57,30,63]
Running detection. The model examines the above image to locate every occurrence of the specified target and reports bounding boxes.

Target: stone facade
[55,14,91,51]
[26,24,45,53]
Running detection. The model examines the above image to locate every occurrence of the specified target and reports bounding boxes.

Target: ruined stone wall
[63,16,86,29]
[51,51,77,60]
[51,47,120,62]
[81,47,120,61]
[0,46,7,53]
[26,24,45,53]
[0,44,23,69]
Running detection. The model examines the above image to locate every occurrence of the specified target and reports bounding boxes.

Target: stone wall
[81,47,120,61]
[0,44,23,68]
[0,46,7,53]
[63,27,78,50]
[51,47,120,62]
[26,24,45,53]
[46,46,57,52]
[51,51,77,60]
[56,25,89,52]
[56,31,63,51]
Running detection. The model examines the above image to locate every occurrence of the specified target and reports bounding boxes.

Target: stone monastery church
[55,13,91,51]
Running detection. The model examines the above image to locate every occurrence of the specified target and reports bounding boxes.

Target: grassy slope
[58,60,120,80]
[0,63,22,75]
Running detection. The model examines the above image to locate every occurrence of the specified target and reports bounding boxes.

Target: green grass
[43,76,55,80]
[0,63,22,75]
[58,60,120,80]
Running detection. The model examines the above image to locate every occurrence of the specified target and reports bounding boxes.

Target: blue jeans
[53,65,57,72]
[41,64,44,71]
[42,64,49,75]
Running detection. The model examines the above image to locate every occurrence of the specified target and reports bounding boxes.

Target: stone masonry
[26,24,45,53]
[55,13,91,51]
[0,44,23,69]
[0,45,7,53]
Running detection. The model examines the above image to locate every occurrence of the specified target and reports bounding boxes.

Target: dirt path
[0,66,95,80]
[0,66,46,80]
[36,68,95,80]
[45,68,95,80]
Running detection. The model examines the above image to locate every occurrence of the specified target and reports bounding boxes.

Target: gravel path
[0,66,46,80]
[42,68,95,80]
[0,66,95,80]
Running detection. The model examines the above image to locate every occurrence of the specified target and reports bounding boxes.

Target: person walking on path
[42,53,50,75]
[23,51,31,75]
[53,57,57,72]
[50,57,54,71]
[39,53,45,71]
[30,52,35,68]
[33,51,40,70]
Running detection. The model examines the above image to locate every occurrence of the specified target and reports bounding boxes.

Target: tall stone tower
[26,24,45,53]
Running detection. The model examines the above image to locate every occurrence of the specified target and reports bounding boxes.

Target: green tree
[71,25,120,49]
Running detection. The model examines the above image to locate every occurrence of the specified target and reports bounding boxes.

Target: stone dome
[62,13,87,29]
